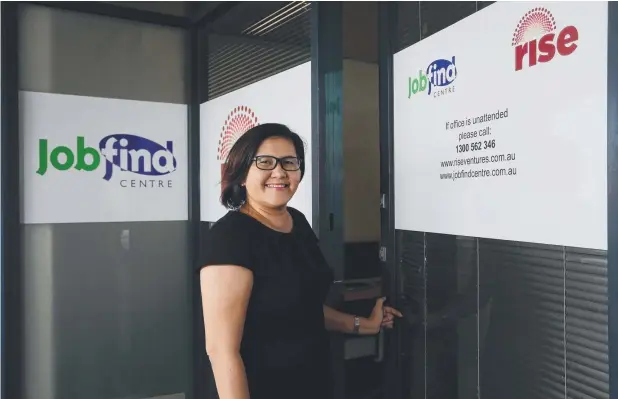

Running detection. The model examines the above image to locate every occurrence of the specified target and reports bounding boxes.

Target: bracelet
[352,315,360,334]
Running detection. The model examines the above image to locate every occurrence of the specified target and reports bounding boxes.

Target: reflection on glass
[419,1,476,40]
[396,234,606,399]
[479,240,565,399]
[565,247,609,399]
[425,234,478,399]
[397,232,481,399]
[397,231,425,399]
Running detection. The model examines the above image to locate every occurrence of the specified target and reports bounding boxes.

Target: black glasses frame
[252,155,302,171]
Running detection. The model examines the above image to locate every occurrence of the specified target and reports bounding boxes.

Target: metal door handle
[374,329,385,362]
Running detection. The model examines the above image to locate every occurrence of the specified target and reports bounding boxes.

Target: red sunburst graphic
[512,7,556,46]
[216,106,260,162]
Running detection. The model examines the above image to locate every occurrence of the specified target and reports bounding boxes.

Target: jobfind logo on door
[408,56,457,99]
[36,134,177,188]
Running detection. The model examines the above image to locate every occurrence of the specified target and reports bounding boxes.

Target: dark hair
[220,123,306,209]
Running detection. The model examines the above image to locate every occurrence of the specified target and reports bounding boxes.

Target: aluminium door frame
[1,3,22,399]
[377,3,403,399]
[607,3,618,399]
[311,3,345,399]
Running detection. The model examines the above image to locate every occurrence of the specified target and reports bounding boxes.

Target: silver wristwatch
[352,316,360,334]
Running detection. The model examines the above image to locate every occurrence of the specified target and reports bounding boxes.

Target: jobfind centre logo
[408,56,457,99]
[36,134,178,188]
[512,7,579,71]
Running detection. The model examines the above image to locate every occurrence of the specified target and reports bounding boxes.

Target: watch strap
[352,316,360,334]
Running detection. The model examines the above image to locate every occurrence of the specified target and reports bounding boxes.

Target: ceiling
[100,1,379,63]
[102,1,224,18]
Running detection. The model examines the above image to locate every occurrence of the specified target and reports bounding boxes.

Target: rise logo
[512,8,578,72]
[217,106,260,194]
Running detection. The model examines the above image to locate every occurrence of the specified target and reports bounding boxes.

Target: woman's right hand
[368,297,403,333]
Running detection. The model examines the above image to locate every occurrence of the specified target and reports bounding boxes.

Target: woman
[199,123,402,399]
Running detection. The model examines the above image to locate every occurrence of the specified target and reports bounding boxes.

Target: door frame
[378,3,404,399]
[311,3,346,399]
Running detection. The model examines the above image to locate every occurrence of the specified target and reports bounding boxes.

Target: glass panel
[340,4,382,398]
[419,1,476,40]
[478,240,565,399]
[203,1,311,101]
[198,1,312,220]
[342,57,380,281]
[343,2,378,63]
[197,4,312,398]
[395,1,420,53]
[18,5,189,399]
[425,234,478,399]
[396,230,426,399]
[390,2,608,399]
[565,247,609,399]
[19,5,185,103]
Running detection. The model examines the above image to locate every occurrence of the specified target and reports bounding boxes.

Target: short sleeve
[289,207,319,244]
[198,216,254,273]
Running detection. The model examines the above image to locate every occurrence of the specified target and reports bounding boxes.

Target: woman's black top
[199,207,334,399]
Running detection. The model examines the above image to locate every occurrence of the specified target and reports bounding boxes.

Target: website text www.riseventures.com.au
[440,153,516,181]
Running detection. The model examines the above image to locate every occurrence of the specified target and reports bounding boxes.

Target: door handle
[374,329,385,362]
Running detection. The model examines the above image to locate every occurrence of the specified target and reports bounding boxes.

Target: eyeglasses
[253,155,302,171]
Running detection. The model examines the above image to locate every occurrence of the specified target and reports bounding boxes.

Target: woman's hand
[368,297,403,334]
[323,300,403,336]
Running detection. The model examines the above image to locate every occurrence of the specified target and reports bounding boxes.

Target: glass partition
[18,5,190,399]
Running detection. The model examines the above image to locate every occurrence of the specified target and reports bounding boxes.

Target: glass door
[379,3,611,399]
